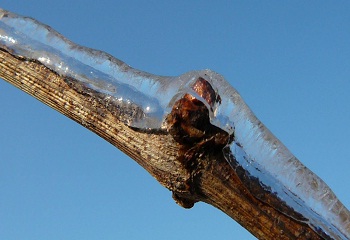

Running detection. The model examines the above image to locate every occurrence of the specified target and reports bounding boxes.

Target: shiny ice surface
[1,8,349,239]
[0,8,181,129]
[202,70,350,239]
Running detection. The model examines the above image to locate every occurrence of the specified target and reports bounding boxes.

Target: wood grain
[0,48,324,239]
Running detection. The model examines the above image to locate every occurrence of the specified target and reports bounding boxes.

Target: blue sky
[1,1,349,239]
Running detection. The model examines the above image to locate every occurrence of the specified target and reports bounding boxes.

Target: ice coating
[1,8,350,239]
[201,71,350,239]
[0,10,224,129]
[0,8,189,129]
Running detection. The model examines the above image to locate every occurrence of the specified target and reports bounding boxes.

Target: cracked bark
[0,48,323,239]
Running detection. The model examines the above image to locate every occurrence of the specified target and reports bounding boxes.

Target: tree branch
[0,47,325,239]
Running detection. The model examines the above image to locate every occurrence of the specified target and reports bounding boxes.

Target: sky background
[1,1,350,239]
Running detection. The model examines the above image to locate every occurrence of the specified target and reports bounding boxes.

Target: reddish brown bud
[191,77,219,107]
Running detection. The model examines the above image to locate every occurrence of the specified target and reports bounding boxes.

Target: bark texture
[0,48,324,239]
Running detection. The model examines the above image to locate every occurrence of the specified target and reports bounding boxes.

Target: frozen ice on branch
[0,8,349,239]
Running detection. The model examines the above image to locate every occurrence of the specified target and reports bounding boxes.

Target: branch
[1,46,323,239]
[2,8,349,239]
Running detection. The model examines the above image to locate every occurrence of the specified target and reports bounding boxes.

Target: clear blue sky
[1,1,349,239]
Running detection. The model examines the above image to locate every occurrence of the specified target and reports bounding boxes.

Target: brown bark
[0,48,324,239]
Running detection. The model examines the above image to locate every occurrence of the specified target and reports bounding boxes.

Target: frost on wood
[1,8,350,239]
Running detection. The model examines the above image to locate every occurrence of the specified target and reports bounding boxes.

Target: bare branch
[2,8,349,239]
[1,46,323,239]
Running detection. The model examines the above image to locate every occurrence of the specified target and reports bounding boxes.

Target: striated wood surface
[0,48,323,239]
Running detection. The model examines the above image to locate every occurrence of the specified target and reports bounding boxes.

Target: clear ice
[1,8,349,239]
